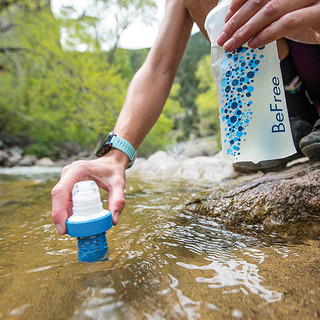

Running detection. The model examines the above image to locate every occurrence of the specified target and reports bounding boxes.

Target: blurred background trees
[0,0,219,159]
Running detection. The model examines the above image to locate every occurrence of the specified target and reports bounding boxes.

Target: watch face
[95,144,111,157]
[95,132,115,157]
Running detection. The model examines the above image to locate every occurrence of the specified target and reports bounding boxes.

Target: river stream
[0,165,319,319]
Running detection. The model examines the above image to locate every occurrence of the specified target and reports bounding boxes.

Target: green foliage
[0,1,218,160]
[0,0,155,158]
[195,54,220,137]
[128,48,149,74]
[1,5,126,156]
[175,32,211,140]
[139,83,183,156]
[113,48,149,79]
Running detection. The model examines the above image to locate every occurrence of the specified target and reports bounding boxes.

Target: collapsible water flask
[204,0,296,162]
[66,180,112,262]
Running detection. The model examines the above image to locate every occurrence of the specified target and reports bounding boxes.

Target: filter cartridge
[66,180,113,262]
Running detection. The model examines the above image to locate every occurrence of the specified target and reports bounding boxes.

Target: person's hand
[51,149,128,235]
[216,0,320,51]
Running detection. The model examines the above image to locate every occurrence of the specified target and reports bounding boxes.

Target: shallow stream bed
[0,168,319,319]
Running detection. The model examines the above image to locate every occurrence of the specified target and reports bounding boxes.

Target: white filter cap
[205,0,231,46]
[68,180,109,222]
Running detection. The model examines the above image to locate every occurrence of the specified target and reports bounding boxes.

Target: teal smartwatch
[95,132,136,168]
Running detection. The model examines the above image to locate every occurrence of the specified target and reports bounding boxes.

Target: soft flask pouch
[204,0,296,162]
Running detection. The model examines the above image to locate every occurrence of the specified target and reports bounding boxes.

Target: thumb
[107,180,126,225]
[51,182,72,234]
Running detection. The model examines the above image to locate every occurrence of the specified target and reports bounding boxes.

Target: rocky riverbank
[127,145,320,228]
[2,134,319,230]
[185,160,320,228]
[0,135,91,167]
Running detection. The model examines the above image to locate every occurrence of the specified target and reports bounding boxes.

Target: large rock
[129,151,179,178]
[185,161,320,227]
[127,151,236,182]
[166,136,219,158]
[56,141,82,160]
[4,146,23,167]
[36,157,55,167]
[0,150,9,165]
[0,134,32,148]
[18,155,37,166]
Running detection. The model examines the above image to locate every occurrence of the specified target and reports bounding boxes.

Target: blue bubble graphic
[219,46,264,158]
[247,86,254,92]
[230,116,237,123]
[221,59,229,68]
[232,79,239,86]
[231,102,238,109]
[221,78,228,87]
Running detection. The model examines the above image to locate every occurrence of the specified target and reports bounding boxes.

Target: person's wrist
[99,148,130,169]
[95,132,136,168]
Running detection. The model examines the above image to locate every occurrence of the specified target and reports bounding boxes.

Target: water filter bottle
[66,180,113,262]
[204,0,296,162]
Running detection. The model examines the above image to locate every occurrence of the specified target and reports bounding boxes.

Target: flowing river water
[0,164,319,319]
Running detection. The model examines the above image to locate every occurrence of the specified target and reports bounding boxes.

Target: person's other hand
[217,0,320,51]
[51,149,128,235]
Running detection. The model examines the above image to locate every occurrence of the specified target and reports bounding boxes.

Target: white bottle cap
[68,180,109,222]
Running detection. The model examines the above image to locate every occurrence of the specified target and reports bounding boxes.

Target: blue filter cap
[66,181,113,262]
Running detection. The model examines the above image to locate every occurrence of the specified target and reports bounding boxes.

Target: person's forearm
[51,0,193,234]
[113,59,176,149]
[113,0,194,150]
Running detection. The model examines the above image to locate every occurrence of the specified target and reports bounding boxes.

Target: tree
[0,0,156,158]
[57,0,156,63]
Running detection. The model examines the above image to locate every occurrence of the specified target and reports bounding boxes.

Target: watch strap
[110,135,136,162]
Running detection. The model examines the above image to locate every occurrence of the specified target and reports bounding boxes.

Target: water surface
[0,168,319,319]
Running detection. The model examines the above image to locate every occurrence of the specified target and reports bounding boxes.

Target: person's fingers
[51,161,91,234]
[224,0,247,22]
[67,198,73,217]
[60,164,71,180]
[51,155,128,234]
[52,165,73,233]
[217,0,267,46]
[219,0,316,51]
[106,177,126,226]
[248,5,320,48]
[51,182,72,235]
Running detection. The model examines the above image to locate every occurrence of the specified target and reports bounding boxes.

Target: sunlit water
[0,167,319,319]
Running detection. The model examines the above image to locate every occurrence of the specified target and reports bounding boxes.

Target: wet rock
[185,161,320,227]
[0,134,32,148]
[174,155,235,182]
[18,155,37,166]
[128,151,236,182]
[166,136,219,158]
[56,141,82,160]
[0,150,9,165]
[130,151,179,177]
[36,157,55,167]
[54,150,92,167]
[4,147,23,167]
